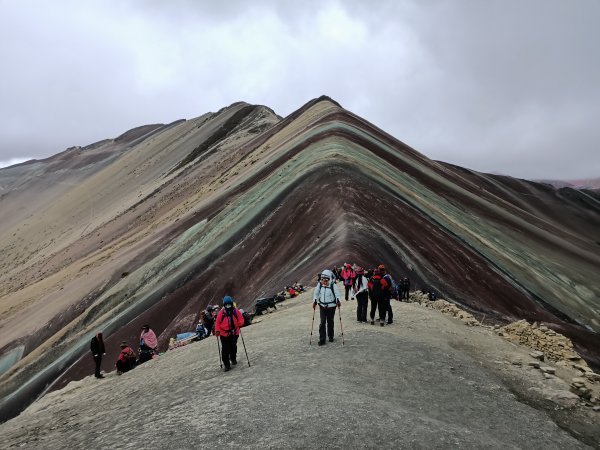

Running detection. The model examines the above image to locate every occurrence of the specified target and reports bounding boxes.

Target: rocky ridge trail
[0,291,598,449]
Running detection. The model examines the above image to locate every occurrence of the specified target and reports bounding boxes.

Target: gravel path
[0,292,595,449]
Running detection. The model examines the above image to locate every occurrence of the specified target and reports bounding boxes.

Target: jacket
[215,307,244,337]
[313,282,341,308]
[354,275,369,295]
[367,275,389,300]
[90,336,105,356]
[341,267,355,286]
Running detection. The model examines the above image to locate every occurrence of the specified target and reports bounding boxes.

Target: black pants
[344,284,352,300]
[319,306,336,342]
[220,335,238,368]
[356,291,369,322]
[403,287,410,300]
[385,296,393,323]
[93,354,102,377]
[370,297,380,321]
[379,297,390,323]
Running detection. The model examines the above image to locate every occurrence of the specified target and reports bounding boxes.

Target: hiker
[368,269,389,326]
[202,305,219,336]
[332,266,340,282]
[341,263,356,301]
[379,264,394,324]
[214,295,244,372]
[90,331,106,379]
[138,324,158,364]
[402,277,411,301]
[354,267,369,322]
[116,341,136,374]
[312,269,341,345]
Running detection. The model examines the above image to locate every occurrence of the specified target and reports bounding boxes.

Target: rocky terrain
[1,292,599,449]
[1,96,599,422]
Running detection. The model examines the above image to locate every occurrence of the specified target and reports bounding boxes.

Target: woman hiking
[215,295,244,372]
[312,269,341,345]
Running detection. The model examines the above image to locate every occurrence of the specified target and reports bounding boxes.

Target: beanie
[223,296,234,306]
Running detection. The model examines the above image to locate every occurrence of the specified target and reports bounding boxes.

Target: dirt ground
[0,291,598,449]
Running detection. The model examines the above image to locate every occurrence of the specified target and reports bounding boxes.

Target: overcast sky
[1,0,598,179]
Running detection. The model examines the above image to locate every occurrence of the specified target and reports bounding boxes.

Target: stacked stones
[409,292,479,326]
[499,320,583,364]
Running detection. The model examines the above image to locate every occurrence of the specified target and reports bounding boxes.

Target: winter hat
[320,269,334,280]
[355,267,364,275]
[223,295,234,306]
[378,264,386,270]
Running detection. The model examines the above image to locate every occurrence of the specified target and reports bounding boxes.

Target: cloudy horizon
[1,0,599,180]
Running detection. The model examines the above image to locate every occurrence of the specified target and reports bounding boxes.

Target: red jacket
[215,308,244,337]
[368,275,389,298]
[341,267,355,286]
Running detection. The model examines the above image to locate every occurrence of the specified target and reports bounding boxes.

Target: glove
[312,302,317,310]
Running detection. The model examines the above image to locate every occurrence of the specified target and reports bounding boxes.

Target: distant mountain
[1,96,599,422]
[535,177,600,190]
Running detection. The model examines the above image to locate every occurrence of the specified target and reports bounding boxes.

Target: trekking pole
[338,307,345,346]
[239,329,251,367]
[309,306,316,345]
[216,335,223,369]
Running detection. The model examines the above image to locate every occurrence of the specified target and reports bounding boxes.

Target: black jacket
[90,336,105,356]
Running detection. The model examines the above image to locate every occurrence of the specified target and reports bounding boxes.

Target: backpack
[370,277,383,299]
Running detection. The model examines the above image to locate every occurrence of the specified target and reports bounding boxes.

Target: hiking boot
[231,359,237,365]
[370,321,374,325]
[329,337,335,342]
[380,322,385,327]
[318,340,325,346]
[223,366,231,372]
[387,321,393,325]
[95,374,105,379]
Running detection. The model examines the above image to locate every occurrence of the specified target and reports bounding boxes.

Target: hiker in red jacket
[341,263,356,301]
[368,269,389,326]
[215,295,244,372]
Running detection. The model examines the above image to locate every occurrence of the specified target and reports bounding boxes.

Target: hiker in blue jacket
[313,269,341,345]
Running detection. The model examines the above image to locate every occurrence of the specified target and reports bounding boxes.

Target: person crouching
[116,341,136,374]
[215,295,244,372]
[313,269,341,345]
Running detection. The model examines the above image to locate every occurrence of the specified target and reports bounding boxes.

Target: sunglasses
[321,277,330,281]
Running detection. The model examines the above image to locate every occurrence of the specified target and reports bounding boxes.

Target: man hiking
[378,264,394,324]
[313,269,341,345]
[368,268,389,326]
[90,331,106,379]
[214,295,244,372]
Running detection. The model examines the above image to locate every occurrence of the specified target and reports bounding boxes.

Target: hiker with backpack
[90,331,106,379]
[214,295,244,371]
[341,263,356,301]
[353,267,369,322]
[378,264,394,324]
[368,269,389,326]
[312,269,341,345]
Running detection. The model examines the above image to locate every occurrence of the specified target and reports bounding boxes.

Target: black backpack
[370,277,383,299]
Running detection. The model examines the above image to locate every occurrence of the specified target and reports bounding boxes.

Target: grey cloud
[0,0,598,179]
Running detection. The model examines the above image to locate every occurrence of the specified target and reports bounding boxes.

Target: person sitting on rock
[214,295,244,372]
[116,341,136,374]
[138,324,158,364]
[313,269,341,345]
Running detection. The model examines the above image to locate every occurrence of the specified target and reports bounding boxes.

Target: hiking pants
[370,297,381,321]
[356,291,369,322]
[403,286,410,300]
[319,306,336,342]
[220,335,238,368]
[344,284,352,301]
[379,297,390,323]
[386,296,393,323]
[93,354,102,377]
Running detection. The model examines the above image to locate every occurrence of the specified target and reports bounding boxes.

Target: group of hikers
[89,324,159,378]
[90,262,412,376]
[313,263,411,346]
